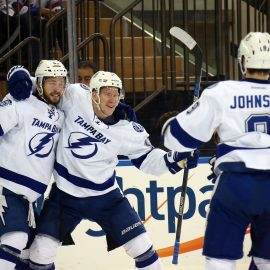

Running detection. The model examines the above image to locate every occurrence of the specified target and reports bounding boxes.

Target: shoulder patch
[132,122,144,132]
[0,99,12,107]
[80,83,90,91]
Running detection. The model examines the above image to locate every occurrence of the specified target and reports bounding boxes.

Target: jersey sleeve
[120,122,173,176]
[58,83,92,113]
[57,83,75,111]
[164,87,223,152]
[0,98,19,136]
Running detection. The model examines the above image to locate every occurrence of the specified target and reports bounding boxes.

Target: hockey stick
[169,26,203,265]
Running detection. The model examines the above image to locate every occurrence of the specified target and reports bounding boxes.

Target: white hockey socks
[123,233,164,270]
[0,245,20,270]
[0,232,28,270]
[205,257,236,270]
[254,257,270,270]
[29,234,60,265]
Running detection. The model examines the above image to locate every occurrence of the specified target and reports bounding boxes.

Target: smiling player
[19,70,199,270]
[0,60,66,270]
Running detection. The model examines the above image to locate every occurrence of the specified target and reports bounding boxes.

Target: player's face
[78,67,93,86]
[43,77,65,106]
[93,87,120,118]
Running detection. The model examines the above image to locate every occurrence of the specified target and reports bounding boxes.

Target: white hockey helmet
[237,32,270,74]
[35,60,68,96]
[90,71,124,99]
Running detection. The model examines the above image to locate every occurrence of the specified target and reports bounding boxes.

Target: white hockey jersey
[0,94,64,202]
[164,79,270,173]
[54,83,170,198]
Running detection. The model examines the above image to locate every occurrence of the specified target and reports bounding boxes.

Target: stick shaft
[170,26,203,265]
[172,168,189,264]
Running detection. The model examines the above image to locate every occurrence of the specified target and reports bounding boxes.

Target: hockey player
[7,70,199,270]
[0,60,67,270]
[162,31,270,270]
[76,60,138,122]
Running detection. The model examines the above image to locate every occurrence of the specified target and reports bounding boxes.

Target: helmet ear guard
[237,32,270,75]
[90,71,124,99]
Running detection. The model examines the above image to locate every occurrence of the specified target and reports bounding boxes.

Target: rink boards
[54,158,252,270]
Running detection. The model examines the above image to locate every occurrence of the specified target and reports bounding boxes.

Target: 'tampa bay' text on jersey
[164,78,270,173]
[55,83,171,197]
[0,94,64,202]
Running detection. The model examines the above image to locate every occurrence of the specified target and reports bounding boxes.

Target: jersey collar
[241,78,270,84]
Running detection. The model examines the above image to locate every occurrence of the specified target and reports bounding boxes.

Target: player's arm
[122,124,199,176]
[162,87,222,152]
[0,67,29,135]
[132,147,200,176]
[58,83,93,114]
[0,97,19,136]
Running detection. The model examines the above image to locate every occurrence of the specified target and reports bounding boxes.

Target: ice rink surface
[54,220,252,270]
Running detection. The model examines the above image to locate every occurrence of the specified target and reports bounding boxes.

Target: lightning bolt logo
[28,132,55,158]
[66,132,100,159]
[66,136,100,149]
[0,194,7,226]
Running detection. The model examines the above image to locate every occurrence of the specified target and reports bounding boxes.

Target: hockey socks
[205,257,236,270]
[135,246,163,269]
[0,244,21,270]
[29,260,55,270]
[15,258,29,270]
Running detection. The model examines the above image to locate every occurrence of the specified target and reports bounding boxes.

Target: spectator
[0,1,17,49]
[77,60,98,85]
[12,0,65,60]
[31,0,66,58]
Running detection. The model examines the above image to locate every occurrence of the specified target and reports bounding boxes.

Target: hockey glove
[164,149,200,174]
[114,102,138,122]
[207,155,217,183]
[7,66,32,101]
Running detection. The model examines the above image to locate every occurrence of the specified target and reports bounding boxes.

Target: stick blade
[169,26,197,50]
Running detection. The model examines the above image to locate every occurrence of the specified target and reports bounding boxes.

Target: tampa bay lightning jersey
[55,83,169,197]
[0,94,64,202]
[164,78,270,173]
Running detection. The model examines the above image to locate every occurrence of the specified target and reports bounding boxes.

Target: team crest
[132,122,144,132]
[66,132,100,159]
[28,132,55,158]
[47,106,60,121]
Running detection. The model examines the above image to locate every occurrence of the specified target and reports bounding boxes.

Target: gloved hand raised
[114,102,138,122]
[7,65,32,101]
[164,149,200,174]
[207,155,217,183]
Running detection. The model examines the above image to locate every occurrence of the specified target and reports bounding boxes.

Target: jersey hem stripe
[0,166,46,194]
[54,161,116,191]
